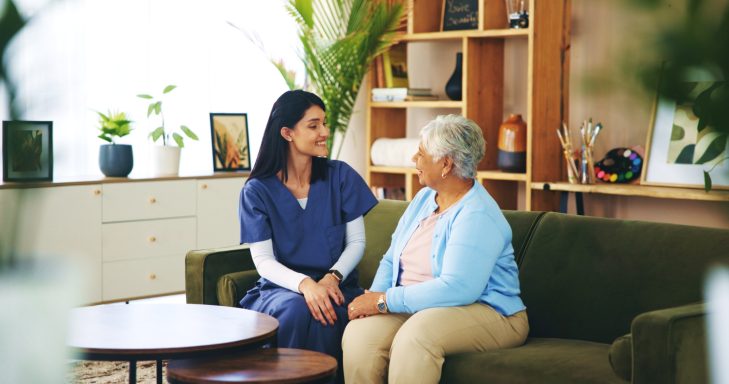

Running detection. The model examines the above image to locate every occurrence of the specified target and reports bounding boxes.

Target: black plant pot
[99,144,133,177]
[445,52,463,101]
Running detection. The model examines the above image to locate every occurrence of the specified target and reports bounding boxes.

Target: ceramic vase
[497,114,527,172]
[445,52,463,101]
[150,145,181,176]
[99,144,133,177]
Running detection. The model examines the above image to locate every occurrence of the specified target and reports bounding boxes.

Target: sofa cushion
[441,338,626,384]
[501,210,545,266]
[609,334,632,381]
[518,212,729,343]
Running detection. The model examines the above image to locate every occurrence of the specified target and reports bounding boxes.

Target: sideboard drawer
[102,180,196,222]
[102,255,185,301]
[102,217,196,262]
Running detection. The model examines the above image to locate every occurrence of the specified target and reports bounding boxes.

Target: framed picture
[642,78,729,189]
[209,113,250,172]
[2,120,53,182]
[441,0,478,31]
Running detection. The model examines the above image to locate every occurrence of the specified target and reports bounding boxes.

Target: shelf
[531,182,729,202]
[477,170,527,182]
[370,100,463,109]
[369,166,416,175]
[398,29,529,42]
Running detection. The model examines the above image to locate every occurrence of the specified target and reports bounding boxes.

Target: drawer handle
[148,236,157,243]
[201,183,208,190]
[149,197,157,204]
[93,189,102,196]
[149,273,157,280]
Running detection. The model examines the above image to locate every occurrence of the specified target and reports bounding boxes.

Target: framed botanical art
[642,80,729,189]
[209,113,250,172]
[2,120,53,182]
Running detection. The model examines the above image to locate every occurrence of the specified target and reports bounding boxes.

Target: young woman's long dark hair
[248,90,328,183]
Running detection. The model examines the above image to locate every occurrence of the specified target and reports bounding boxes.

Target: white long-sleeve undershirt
[249,215,366,293]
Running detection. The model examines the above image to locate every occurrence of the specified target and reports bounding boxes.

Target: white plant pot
[150,145,181,176]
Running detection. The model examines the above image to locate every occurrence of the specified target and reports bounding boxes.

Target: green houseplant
[282,0,405,158]
[137,85,199,175]
[96,110,134,177]
[627,0,729,191]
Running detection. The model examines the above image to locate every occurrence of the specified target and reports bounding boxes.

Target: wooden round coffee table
[167,348,337,383]
[68,304,278,384]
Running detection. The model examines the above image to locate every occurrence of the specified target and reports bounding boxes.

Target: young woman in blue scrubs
[238,90,378,365]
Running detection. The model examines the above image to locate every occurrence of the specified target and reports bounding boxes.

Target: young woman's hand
[317,273,345,306]
[298,277,337,326]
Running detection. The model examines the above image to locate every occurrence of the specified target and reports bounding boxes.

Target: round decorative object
[445,52,463,101]
[594,147,643,183]
[497,114,527,172]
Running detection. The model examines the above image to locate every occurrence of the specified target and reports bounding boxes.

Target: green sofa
[186,199,729,383]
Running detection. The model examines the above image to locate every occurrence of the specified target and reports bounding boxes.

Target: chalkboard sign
[442,0,478,31]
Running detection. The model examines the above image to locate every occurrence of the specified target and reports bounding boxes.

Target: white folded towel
[370,138,420,167]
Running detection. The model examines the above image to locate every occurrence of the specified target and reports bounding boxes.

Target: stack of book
[371,87,437,102]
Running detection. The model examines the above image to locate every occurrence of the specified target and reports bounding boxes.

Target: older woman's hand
[348,291,384,320]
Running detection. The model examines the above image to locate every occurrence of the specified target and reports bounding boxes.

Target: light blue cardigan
[369,181,526,316]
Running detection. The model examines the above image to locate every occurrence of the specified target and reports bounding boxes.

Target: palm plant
[285,0,405,158]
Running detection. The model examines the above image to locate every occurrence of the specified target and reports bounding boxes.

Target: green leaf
[155,101,162,115]
[137,94,153,99]
[98,134,111,143]
[704,171,712,192]
[147,103,155,118]
[172,132,184,148]
[180,125,198,140]
[695,134,727,164]
[163,85,177,94]
[149,127,165,142]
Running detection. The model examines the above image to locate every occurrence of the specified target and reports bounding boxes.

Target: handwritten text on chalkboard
[442,0,478,31]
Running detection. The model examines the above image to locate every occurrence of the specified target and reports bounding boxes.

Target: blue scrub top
[239,160,378,278]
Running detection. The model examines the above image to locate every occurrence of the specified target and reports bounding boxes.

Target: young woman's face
[283,105,328,158]
[412,143,444,187]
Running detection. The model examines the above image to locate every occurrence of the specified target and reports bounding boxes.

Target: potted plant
[267,0,404,158]
[97,110,134,177]
[137,85,198,176]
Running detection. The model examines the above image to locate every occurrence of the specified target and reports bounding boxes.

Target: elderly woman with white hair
[342,114,529,383]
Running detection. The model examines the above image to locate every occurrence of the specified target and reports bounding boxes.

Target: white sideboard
[0,174,246,303]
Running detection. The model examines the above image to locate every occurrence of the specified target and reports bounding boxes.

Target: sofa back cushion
[359,200,545,289]
[519,212,729,343]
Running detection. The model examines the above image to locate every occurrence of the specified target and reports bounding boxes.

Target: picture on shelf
[383,43,408,88]
[209,113,250,172]
[2,120,53,182]
[643,80,729,189]
[441,0,478,31]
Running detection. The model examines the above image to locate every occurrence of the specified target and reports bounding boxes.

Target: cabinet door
[102,180,196,222]
[196,177,246,249]
[11,185,103,303]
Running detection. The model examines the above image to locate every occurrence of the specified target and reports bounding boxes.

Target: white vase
[150,145,181,176]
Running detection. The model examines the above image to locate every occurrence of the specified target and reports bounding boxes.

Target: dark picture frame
[2,120,53,182]
[209,113,250,172]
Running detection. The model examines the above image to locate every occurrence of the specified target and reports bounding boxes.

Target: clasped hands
[298,275,385,325]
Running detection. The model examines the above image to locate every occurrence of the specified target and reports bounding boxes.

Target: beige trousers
[342,303,528,384]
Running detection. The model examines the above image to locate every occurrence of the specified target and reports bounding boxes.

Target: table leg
[157,359,163,384]
[129,360,137,384]
[559,191,568,213]
[575,192,585,215]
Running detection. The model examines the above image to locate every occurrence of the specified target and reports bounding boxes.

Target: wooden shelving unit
[365,0,570,210]
[531,182,729,202]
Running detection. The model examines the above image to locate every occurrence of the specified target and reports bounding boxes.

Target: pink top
[398,211,441,286]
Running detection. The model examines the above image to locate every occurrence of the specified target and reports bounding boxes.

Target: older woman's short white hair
[419,114,486,179]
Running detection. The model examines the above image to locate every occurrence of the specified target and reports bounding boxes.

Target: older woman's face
[412,143,443,187]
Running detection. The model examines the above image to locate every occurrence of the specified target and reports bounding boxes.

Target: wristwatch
[327,269,343,282]
[377,294,388,313]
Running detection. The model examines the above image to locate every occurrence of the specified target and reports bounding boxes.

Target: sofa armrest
[185,244,255,305]
[217,270,261,307]
[631,302,708,384]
